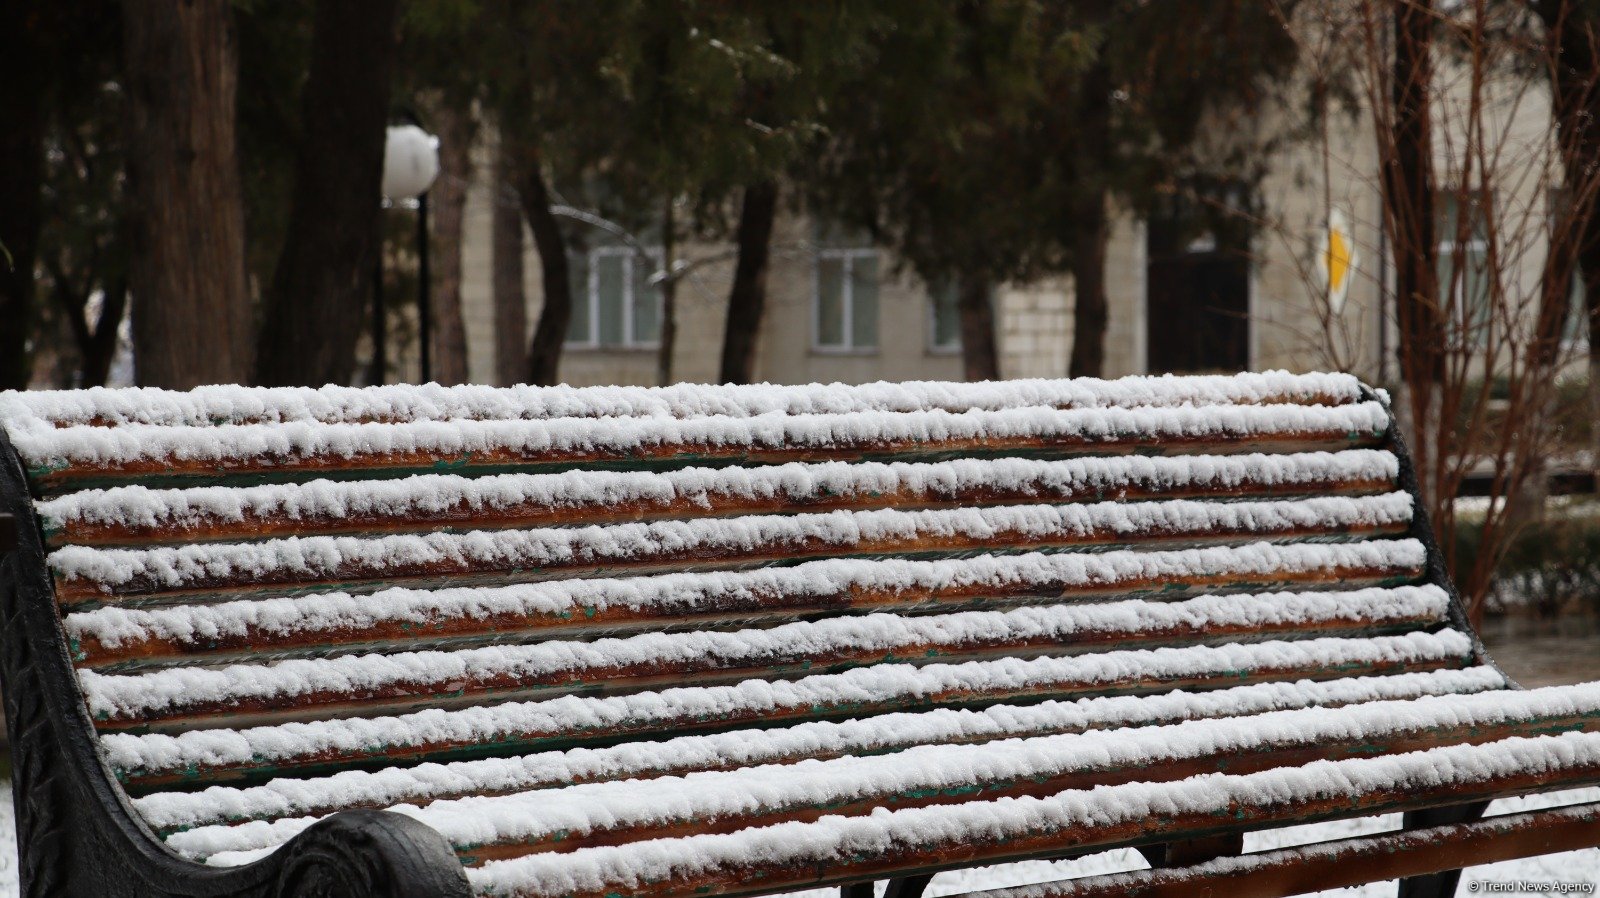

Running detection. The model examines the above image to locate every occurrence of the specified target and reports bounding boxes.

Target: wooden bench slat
[950,801,1600,898]
[129,666,1511,835]
[80,586,1452,731]
[48,492,1415,607]
[66,539,1429,670]
[37,450,1400,548]
[15,401,1390,493]
[156,681,1600,865]
[443,731,1600,898]
[0,372,1369,430]
[100,630,1481,791]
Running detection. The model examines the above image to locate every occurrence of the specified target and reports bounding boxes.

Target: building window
[1550,188,1590,348]
[928,281,962,353]
[1143,180,1256,374]
[1567,267,1589,347]
[566,246,661,348]
[814,248,880,352]
[1436,191,1491,345]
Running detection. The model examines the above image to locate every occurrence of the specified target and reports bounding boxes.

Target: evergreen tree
[812,0,1301,380]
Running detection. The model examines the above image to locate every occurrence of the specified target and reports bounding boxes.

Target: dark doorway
[1145,212,1250,374]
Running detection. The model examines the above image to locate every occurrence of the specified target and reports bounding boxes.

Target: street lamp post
[373,123,440,384]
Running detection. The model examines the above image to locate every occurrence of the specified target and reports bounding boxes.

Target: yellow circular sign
[1318,209,1360,314]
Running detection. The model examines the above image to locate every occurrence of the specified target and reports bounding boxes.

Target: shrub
[1454,499,1600,616]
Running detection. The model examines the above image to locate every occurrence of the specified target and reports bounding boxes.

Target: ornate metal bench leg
[842,874,932,898]
[842,880,877,898]
[884,873,934,898]
[1136,832,1244,868]
[1397,801,1492,898]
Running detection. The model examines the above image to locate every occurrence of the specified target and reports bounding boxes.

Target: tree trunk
[1541,0,1600,492]
[254,0,399,387]
[719,181,778,384]
[1563,14,1600,495]
[85,281,129,388]
[366,241,388,385]
[52,276,127,389]
[428,105,474,385]
[511,141,572,386]
[1382,0,1444,499]
[122,0,253,388]
[492,143,529,387]
[0,2,45,389]
[1523,1,1594,518]
[1592,353,1600,496]
[957,273,999,381]
[1068,189,1110,379]
[1066,53,1112,381]
[657,201,677,386]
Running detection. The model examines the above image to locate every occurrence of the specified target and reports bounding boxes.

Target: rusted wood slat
[114,651,1473,792]
[26,430,1385,495]
[43,467,1395,549]
[88,605,1444,733]
[52,507,1411,608]
[444,710,1600,864]
[70,560,1424,671]
[470,766,1600,898]
[951,801,1600,898]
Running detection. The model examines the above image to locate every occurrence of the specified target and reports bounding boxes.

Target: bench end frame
[0,428,469,898]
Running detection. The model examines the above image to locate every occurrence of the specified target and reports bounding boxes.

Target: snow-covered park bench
[2,372,1599,898]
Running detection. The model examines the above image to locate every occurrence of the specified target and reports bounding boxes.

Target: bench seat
[2,371,1597,898]
[156,680,1600,860]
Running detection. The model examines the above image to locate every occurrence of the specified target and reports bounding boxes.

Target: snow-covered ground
[0,780,1590,896]
[0,784,14,896]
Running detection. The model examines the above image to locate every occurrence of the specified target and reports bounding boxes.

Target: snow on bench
[0,371,1591,898]
[451,731,1600,898]
[36,450,1400,546]
[11,401,1392,494]
[47,492,1415,606]
[129,666,1511,834]
[0,371,1370,429]
[161,681,1600,865]
[66,539,1427,668]
[79,588,1452,731]
[100,628,1481,789]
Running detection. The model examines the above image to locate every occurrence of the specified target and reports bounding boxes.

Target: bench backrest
[0,373,1480,801]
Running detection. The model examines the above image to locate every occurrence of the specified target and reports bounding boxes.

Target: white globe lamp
[372,123,442,388]
[381,124,440,202]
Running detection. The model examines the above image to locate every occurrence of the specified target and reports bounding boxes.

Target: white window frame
[1436,192,1492,348]
[567,245,662,350]
[927,281,962,354]
[812,248,880,353]
[1560,261,1590,350]
[1549,188,1590,350]
[1437,236,1490,348]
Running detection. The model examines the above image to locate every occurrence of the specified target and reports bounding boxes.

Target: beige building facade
[455,160,1172,388]
[452,48,1572,390]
